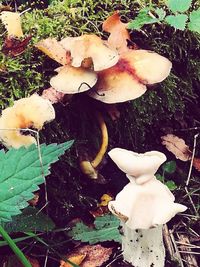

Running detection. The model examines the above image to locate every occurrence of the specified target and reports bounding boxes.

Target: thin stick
[186,133,199,186]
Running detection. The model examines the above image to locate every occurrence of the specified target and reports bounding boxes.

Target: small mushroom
[88,50,172,103]
[60,34,119,71]
[0,11,23,38]
[50,66,98,94]
[108,148,187,267]
[0,94,55,148]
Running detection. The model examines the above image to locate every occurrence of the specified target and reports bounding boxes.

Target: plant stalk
[0,225,32,267]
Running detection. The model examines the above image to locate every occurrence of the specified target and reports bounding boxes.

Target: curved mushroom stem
[91,112,108,168]
[121,222,165,267]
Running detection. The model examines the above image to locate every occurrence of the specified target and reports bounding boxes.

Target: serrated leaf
[167,0,192,13]
[0,140,74,223]
[165,180,177,190]
[154,8,166,20]
[188,8,200,34]
[162,161,176,173]
[69,214,121,244]
[165,14,188,30]
[1,206,55,233]
[127,8,158,30]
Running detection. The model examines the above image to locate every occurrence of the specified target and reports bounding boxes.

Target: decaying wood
[177,234,198,267]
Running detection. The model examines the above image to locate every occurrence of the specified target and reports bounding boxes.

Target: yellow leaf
[99,194,112,207]
[0,11,23,37]
[60,254,86,267]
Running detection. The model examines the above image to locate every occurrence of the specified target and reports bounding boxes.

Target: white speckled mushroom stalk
[108,148,187,267]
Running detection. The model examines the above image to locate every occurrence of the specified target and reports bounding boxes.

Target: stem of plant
[0,225,32,267]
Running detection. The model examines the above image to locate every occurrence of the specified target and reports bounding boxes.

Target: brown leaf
[60,254,86,267]
[161,134,192,161]
[63,245,113,267]
[192,157,200,171]
[28,193,39,206]
[103,11,130,54]
[2,36,32,57]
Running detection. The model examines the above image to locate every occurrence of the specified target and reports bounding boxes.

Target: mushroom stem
[91,112,108,168]
[121,222,165,267]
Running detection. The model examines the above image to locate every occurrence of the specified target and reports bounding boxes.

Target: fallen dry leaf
[161,134,192,161]
[28,193,39,206]
[99,193,113,207]
[103,11,130,54]
[60,254,86,267]
[2,36,32,56]
[62,244,113,267]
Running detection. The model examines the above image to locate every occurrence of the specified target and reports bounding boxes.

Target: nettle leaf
[0,141,74,223]
[167,0,192,13]
[154,8,166,20]
[188,8,200,34]
[165,14,188,30]
[69,214,121,244]
[1,206,55,233]
[128,8,159,30]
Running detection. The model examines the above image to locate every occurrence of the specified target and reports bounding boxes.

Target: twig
[169,228,184,267]
[186,133,199,186]
[184,187,198,215]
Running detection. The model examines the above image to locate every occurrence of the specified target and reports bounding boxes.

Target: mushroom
[0,11,23,38]
[88,50,172,103]
[108,148,187,267]
[60,34,119,71]
[50,66,98,94]
[0,94,55,148]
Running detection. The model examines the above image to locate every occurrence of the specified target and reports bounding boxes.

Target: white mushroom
[50,66,97,94]
[0,94,55,148]
[108,148,187,267]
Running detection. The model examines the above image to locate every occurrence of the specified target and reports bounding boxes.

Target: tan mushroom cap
[60,34,119,71]
[88,49,172,103]
[88,60,147,104]
[0,94,55,148]
[35,38,67,65]
[50,66,98,94]
[122,49,172,84]
[0,11,23,38]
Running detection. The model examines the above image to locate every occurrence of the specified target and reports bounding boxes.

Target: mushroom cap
[35,38,67,65]
[0,11,23,38]
[108,176,187,229]
[0,94,55,148]
[88,63,147,103]
[50,66,97,94]
[60,34,119,71]
[108,148,166,183]
[122,49,172,84]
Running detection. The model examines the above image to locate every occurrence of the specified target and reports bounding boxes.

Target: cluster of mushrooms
[0,11,187,267]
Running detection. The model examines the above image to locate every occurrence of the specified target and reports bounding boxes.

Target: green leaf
[156,174,164,183]
[154,8,166,20]
[165,180,177,190]
[162,161,176,173]
[167,0,192,13]
[69,214,121,244]
[165,14,188,30]
[188,8,200,34]
[1,206,55,233]
[128,8,159,30]
[0,141,74,223]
